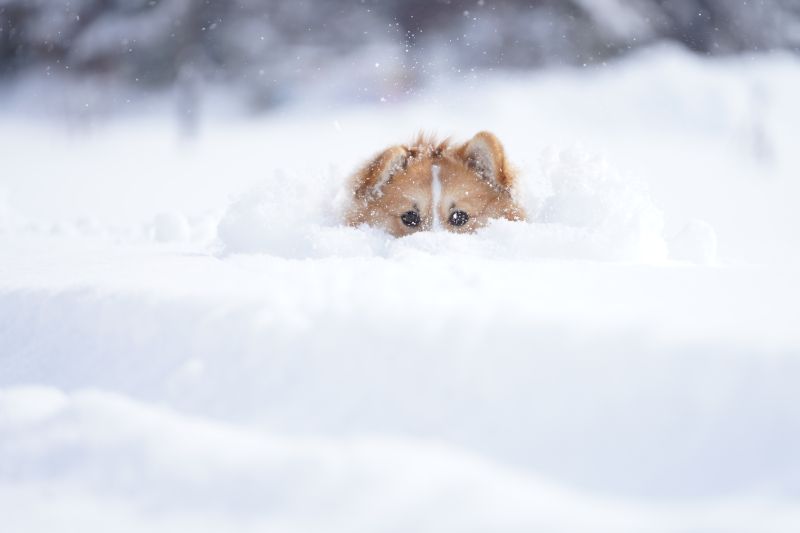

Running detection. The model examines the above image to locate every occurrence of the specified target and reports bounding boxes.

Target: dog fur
[344,132,525,237]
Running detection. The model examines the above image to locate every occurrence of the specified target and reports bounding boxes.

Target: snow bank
[215,169,339,256]
[152,211,192,242]
[2,386,800,533]
[216,147,672,263]
[668,219,719,265]
[0,386,637,532]
[2,47,800,533]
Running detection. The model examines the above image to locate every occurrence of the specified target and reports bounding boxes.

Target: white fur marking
[431,164,442,230]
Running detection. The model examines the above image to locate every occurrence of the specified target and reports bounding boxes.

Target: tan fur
[344,131,525,237]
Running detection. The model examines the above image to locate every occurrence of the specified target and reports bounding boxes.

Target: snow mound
[216,148,673,263]
[535,147,668,262]
[0,187,18,236]
[0,386,634,532]
[669,219,719,265]
[216,169,340,256]
[152,211,192,243]
[3,385,799,533]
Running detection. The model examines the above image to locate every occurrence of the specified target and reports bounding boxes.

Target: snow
[153,211,192,243]
[668,219,719,265]
[2,46,800,531]
[3,386,799,533]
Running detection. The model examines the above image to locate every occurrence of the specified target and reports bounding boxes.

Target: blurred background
[1,0,799,117]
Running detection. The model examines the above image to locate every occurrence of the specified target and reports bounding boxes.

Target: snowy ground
[2,46,800,532]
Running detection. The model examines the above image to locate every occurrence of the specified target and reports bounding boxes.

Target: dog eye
[449,210,469,227]
[401,210,420,227]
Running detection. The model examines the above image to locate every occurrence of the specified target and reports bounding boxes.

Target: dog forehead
[378,166,432,206]
[378,156,494,209]
[435,157,472,184]
[393,156,435,184]
[406,155,436,177]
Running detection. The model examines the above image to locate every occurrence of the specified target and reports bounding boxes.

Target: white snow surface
[2,47,800,531]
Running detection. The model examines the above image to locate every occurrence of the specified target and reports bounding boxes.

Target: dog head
[345,132,525,237]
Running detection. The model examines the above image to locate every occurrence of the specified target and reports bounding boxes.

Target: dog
[344,132,526,237]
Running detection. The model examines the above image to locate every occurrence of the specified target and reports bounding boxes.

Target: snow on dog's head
[344,132,526,237]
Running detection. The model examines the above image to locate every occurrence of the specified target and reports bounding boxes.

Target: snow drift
[216,147,681,263]
[2,47,800,532]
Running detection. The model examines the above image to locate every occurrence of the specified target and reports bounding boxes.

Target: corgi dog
[344,132,526,237]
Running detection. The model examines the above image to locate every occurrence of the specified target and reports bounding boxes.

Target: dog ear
[458,131,510,188]
[353,145,408,199]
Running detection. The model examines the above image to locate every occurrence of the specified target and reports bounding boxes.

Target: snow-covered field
[2,46,800,532]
